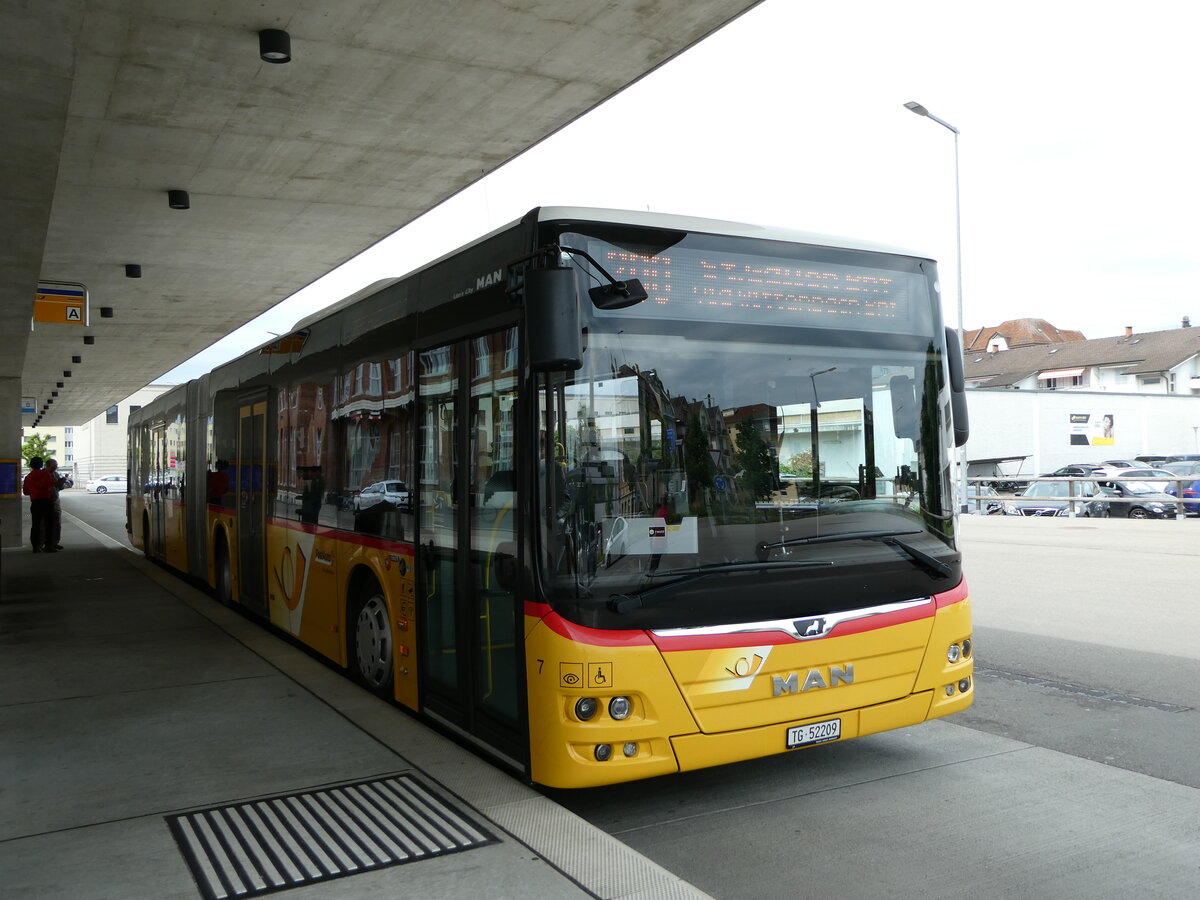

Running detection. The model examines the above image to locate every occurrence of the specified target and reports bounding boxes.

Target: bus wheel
[214,533,233,606]
[350,582,393,697]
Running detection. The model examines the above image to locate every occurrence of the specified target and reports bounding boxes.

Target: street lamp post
[905,100,969,513]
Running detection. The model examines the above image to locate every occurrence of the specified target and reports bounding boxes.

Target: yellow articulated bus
[128,207,973,788]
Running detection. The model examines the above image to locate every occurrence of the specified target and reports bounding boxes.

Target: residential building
[965,317,1085,352]
[963,323,1200,394]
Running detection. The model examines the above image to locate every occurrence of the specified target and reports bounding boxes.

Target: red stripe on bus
[933,576,968,609]
[266,516,414,553]
[533,609,654,647]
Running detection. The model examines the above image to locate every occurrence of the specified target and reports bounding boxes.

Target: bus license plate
[786,718,841,749]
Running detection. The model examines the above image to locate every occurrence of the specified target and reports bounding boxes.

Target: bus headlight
[575,697,598,721]
[594,743,612,761]
[947,643,962,664]
[962,637,972,658]
[609,696,632,720]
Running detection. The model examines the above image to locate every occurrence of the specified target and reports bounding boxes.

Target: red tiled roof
[964,318,1085,351]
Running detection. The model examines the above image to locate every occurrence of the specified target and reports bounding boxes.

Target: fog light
[945,684,956,696]
[958,678,971,693]
[575,697,598,721]
[594,743,612,761]
[609,696,632,720]
[623,742,638,758]
[947,643,961,664]
[962,638,972,658]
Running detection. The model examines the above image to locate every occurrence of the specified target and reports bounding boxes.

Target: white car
[86,475,128,494]
[353,480,410,511]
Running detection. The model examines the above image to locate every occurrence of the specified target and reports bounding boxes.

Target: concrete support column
[1,377,25,548]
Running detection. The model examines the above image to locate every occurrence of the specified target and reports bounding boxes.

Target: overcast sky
[160,0,1200,383]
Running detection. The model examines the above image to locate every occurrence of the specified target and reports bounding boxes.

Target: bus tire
[214,532,233,606]
[349,578,393,698]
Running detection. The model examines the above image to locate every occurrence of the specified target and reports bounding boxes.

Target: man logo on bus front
[795,617,830,638]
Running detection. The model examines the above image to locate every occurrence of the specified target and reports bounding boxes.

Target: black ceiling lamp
[84,335,95,345]
[125,264,142,278]
[100,307,114,318]
[168,189,190,210]
[259,28,291,63]
[63,370,71,378]
[56,381,64,388]
[72,355,82,363]
[52,391,58,397]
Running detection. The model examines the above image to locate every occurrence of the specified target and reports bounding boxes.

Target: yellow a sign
[34,282,89,325]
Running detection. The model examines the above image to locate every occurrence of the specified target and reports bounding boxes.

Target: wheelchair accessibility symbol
[588,662,612,688]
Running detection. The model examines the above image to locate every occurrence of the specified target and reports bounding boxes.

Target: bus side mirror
[945,326,970,447]
[890,374,919,441]
[525,266,582,372]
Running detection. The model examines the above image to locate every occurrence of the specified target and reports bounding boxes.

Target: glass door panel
[419,345,459,698]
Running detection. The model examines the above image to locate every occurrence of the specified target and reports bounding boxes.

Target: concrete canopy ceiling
[4,0,759,428]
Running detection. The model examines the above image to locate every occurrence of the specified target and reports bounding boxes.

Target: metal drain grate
[167,774,497,900]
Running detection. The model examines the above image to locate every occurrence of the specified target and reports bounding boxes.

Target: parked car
[1161,461,1200,477]
[1135,455,1172,466]
[1100,459,1141,470]
[1043,464,1106,477]
[1102,467,1178,480]
[1095,481,1178,519]
[85,475,128,494]
[1004,480,1105,517]
[1166,454,1200,462]
[1161,477,1200,515]
[353,480,410,511]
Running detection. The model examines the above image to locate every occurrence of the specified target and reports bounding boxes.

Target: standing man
[46,458,66,551]
[22,456,56,553]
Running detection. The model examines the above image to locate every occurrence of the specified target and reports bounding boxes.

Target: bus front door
[236,399,268,616]
[419,329,525,770]
[148,421,168,556]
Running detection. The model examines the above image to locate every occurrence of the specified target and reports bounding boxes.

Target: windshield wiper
[756,529,953,580]
[608,560,833,614]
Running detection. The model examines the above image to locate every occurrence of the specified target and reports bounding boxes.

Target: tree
[21,433,51,466]
[683,411,714,507]
[733,420,777,501]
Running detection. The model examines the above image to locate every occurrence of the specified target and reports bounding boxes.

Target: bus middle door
[236,399,268,617]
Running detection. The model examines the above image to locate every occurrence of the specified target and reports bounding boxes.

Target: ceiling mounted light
[168,189,190,210]
[84,335,95,345]
[100,307,114,318]
[72,355,82,363]
[125,264,142,278]
[56,382,64,388]
[52,391,58,397]
[259,28,291,63]
[63,370,71,378]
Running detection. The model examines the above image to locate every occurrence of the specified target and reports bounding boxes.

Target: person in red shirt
[22,456,56,553]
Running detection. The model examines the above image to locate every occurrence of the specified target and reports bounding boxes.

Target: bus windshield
[536,231,958,630]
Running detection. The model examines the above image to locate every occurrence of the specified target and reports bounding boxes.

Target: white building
[962,325,1200,477]
[23,385,172,485]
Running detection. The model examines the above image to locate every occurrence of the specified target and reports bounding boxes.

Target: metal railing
[967,475,1192,519]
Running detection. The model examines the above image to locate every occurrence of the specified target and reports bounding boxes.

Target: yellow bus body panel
[261,520,419,711]
[524,593,973,789]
